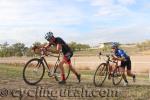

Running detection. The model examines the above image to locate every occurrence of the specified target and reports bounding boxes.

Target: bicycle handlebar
[98,52,110,58]
[34,47,61,59]
[98,52,118,64]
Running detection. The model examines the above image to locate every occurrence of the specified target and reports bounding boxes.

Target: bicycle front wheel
[112,67,123,85]
[93,63,108,87]
[23,58,45,85]
[54,64,70,81]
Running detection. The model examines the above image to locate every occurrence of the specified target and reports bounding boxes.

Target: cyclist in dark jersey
[44,32,81,84]
[111,43,136,86]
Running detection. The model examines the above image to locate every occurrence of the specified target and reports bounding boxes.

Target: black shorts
[63,52,73,64]
[121,58,131,70]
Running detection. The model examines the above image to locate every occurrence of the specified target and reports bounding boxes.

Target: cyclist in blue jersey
[44,31,81,84]
[111,43,136,86]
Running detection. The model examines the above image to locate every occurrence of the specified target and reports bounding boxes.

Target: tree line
[0,42,90,57]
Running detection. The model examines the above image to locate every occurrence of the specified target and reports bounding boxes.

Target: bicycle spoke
[23,58,45,85]
[93,63,108,87]
[112,68,122,85]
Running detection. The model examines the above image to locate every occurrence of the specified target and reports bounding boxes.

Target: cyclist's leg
[120,67,127,81]
[64,52,81,82]
[126,59,136,82]
[63,53,79,76]
[126,59,135,77]
[109,62,116,74]
[109,63,113,74]
[59,60,66,81]
[108,63,114,79]
[127,70,136,82]
[66,60,81,82]
[69,62,79,76]
[120,61,128,83]
[127,70,134,76]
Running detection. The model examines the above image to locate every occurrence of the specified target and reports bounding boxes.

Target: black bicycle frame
[39,53,61,72]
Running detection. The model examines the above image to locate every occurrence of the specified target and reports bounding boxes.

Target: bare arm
[112,54,125,61]
[44,43,61,54]
[56,44,62,53]
[44,43,51,49]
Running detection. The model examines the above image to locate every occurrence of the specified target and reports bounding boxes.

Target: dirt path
[0,77,150,100]
[0,56,150,100]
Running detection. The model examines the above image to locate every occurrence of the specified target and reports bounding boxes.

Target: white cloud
[118,0,136,5]
[95,5,131,17]
[0,27,45,46]
[0,0,84,26]
[0,0,149,46]
[90,24,150,44]
[0,25,83,46]
[91,0,113,6]
[90,0,136,6]
[0,0,85,46]
[90,0,136,17]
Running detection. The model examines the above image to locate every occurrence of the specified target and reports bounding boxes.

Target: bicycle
[93,52,123,87]
[23,47,70,85]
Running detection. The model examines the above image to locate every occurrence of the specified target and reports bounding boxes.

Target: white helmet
[45,31,53,41]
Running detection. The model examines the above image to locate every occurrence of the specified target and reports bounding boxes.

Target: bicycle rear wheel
[23,58,45,85]
[112,67,123,85]
[93,63,108,87]
[54,64,70,81]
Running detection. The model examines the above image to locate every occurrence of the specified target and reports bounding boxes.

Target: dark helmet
[45,31,54,41]
[111,42,119,49]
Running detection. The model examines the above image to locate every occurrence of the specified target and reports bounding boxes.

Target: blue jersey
[115,49,129,60]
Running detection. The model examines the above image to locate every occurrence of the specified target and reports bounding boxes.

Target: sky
[0,0,150,46]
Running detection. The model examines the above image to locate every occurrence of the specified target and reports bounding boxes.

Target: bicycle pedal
[113,74,121,77]
[48,72,54,77]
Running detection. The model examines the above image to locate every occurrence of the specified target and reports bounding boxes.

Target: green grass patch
[0,64,23,79]
[0,64,149,81]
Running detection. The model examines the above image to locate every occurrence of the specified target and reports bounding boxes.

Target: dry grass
[0,55,150,73]
[138,50,150,55]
